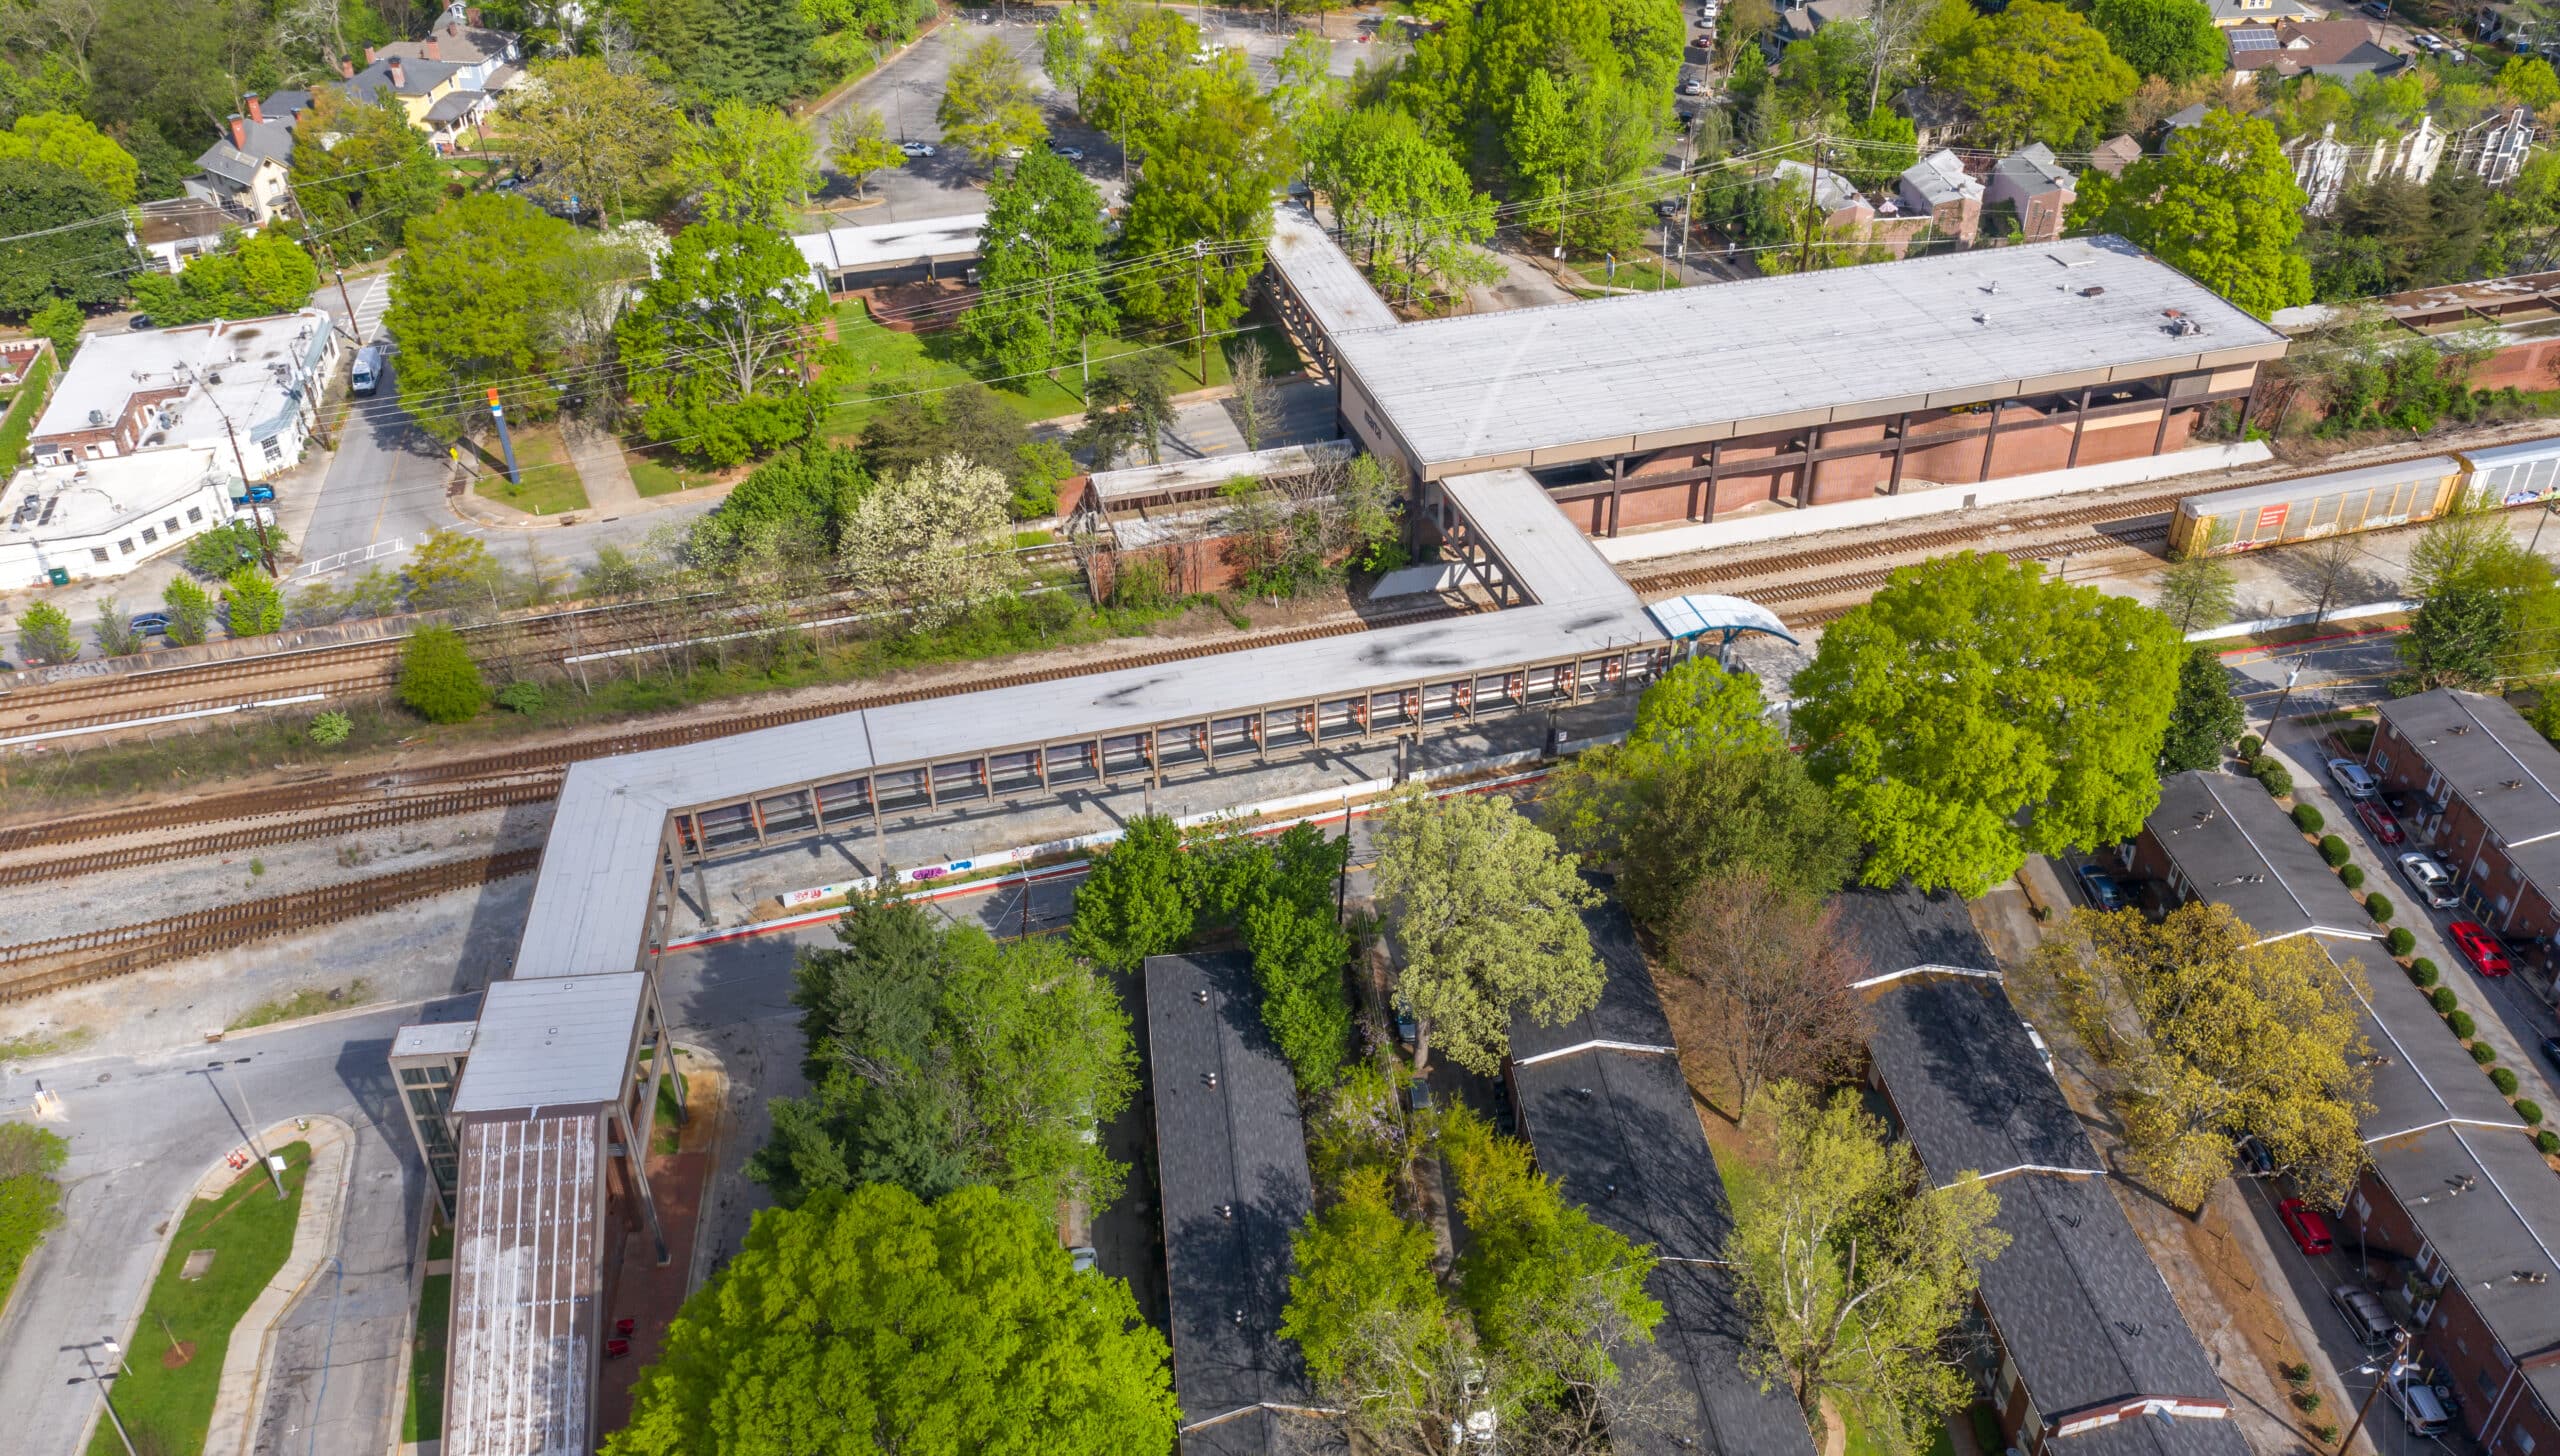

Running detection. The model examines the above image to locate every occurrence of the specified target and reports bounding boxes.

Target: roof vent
[2505,779,2527,790]
[1972,312,1988,326]
[2113,1320,2146,1338]
[1202,1071,1218,1089]
[1193,989,1209,1004]
[2451,724,2472,734]
[1219,1203,1234,1219]
[2080,286,2105,297]
[86,409,106,426]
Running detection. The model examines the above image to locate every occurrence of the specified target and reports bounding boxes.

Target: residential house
[2088,134,2142,177]
[131,197,256,274]
[2129,769,2387,941]
[185,93,306,224]
[1896,148,1982,243]
[1986,144,2075,244]
[2206,0,2315,26]
[1840,888,2248,1456]
[1143,953,1341,1455]
[2366,689,2560,980]
[1503,904,1818,1456]
[2226,19,2407,82]
[2283,116,2449,216]
[1773,158,1873,231]
[27,310,337,482]
[1774,0,1870,45]
[2452,106,2539,186]
[2162,102,2215,134]
[1896,85,1969,150]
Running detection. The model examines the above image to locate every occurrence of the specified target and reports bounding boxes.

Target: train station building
[1267,213,2288,544]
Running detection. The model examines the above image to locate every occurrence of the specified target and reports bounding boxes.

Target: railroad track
[1,603,1469,858]
[0,780,562,887]
[0,849,543,1002]
[1628,507,2178,598]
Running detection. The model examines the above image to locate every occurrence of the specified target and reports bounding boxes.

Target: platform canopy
[1645,593,1798,646]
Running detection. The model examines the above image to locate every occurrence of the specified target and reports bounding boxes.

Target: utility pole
[1797,137,1825,276]
[186,363,277,576]
[1192,239,1209,387]
[2264,658,2307,737]
[2335,1330,2412,1455]
[209,1060,287,1200]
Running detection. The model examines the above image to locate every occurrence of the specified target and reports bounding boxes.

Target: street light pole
[73,1348,137,1456]
[2263,659,2307,737]
[211,1060,287,1201]
[2335,1329,2412,1456]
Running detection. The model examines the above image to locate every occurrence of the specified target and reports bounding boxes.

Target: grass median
[91,1142,311,1456]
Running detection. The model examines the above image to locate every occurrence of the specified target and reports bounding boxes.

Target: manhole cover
[180,1249,216,1281]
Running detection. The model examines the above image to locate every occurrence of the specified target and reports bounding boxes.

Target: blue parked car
[2075,865,2128,912]
[128,611,170,636]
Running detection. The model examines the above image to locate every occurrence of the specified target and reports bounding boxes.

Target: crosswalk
[345,273,392,345]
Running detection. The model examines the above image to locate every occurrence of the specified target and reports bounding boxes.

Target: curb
[201,1113,358,1456]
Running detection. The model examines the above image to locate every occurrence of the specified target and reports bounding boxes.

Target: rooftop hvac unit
[87,408,108,426]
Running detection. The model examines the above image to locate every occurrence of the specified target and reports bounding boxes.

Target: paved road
[297,274,460,579]
[0,1002,451,1456]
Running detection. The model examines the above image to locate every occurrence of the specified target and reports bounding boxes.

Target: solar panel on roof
[2230,28,2279,47]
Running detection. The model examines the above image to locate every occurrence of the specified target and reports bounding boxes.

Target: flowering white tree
[840,455,1018,627]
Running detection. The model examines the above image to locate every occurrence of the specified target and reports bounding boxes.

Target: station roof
[1086,440,1352,507]
[1266,202,1400,335]
[792,211,986,277]
[1327,236,2285,476]
[2140,770,2381,943]
[514,468,1651,979]
[450,973,642,1113]
[445,1114,602,1456]
[1142,953,1321,1445]
[1850,892,2240,1454]
[1507,902,1817,1456]
[2376,690,2560,889]
[391,1019,478,1060]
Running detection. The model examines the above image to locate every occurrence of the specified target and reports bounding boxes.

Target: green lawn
[629,454,720,497]
[402,1271,451,1445]
[819,298,1301,442]
[93,1143,311,1456]
[1568,252,1681,292]
[470,425,589,515]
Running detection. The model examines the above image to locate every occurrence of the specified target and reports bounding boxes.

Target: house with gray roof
[2369,688,2560,958]
[1987,144,2076,244]
[2130,769,2384,943]
[1504,902,1818,1456]
[1840,887,2249,1456]
[1896,148,1982,243]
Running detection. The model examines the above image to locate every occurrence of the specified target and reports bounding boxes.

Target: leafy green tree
[1116,70,1288,338]
[2034,903,2371,1208]
[289,92,445,255]
[604,1183,1178,1456]
[1731,1082,2007,1454]
[1043,4,1096,111]
[161,576,212,646]
[830,105,904,199]
[130,232,319,325]
[1932,0,2136,148]
[1075,354,1174,470]
[857,381,1030,481]
[2500,55,2560,110]
[85,0,232,141]
[26,295,79,359]
[500,57,680,222]
[1547,661,1858,926]
[1790,551,2184,897]
[626,0,818,108]
[1282,1166,1444,1385]
[91,597,140,657]
[407,529,505,613]
[385,195,586,439]
[753,891,1136,1213]
[703,443,870,554]
[1268,29,1340,158]
[398,626,487,723]
[617,221,825,467]
[2156,550,2238,632]
[0,111,134,200]
[2397,502,2560,689]
[1443,1106,1663,1406]
[2159,645,2245,773]
[182,521,279,578]
[1502,66,1666,252]
[1069,815,1198,972]
[12,600,75,664]
[2070,108,2310,319]
[964,149,1114,380]
[221,566,283,637]
[940,33,1047,168]
[2089,0,2224,83]
[1219,822,1356,1090]
[673,99,818,228]
[1308,105,1500,305]
[1373,788,1601,1076]
[2401,581,2513,692]
[0,58,88,132]
[1076,1,1200,145]
[0,158,138,313]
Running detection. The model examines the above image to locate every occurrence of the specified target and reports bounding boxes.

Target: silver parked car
[2398,851,2459,909]
[2328,758,2378,799]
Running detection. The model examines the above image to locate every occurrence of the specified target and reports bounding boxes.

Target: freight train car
[2168,456,2466,556]
[2167,435,2560,557]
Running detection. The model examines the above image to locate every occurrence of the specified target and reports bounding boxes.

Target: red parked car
[2278,1197,2335,1256]
[2450,921,2514,977]
[2355,801,2404,846]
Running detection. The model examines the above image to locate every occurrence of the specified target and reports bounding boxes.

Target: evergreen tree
[2158,645,2244,773]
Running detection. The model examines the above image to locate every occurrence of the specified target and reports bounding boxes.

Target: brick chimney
[364,45,376,63]
[467,5,483,24]
[447,19,460,35]
[245,94,264,122]
[387,57,405,87]
[423,36,439,60]
[228,114,247,149]
[340,58,356,78]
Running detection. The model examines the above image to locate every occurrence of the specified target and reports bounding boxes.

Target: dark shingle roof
[1144,953,1320,1448]
[1853,890,2241,1454]
[423,89,487,124]
[2376,689,2560,887]
[1505,900,1680,1065]
[2143,770,2380,942]
[2366,1123,2560,1413]
[2328,940,2520,1137]
[1506,902,1817,1456]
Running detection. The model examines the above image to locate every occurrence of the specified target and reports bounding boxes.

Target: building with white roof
[0,448,241,589]
[29,310,336,482]
[792,211,987,292]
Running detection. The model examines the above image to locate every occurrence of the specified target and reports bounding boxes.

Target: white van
[2390,1371,2451,1438]
[351,343,387,396]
